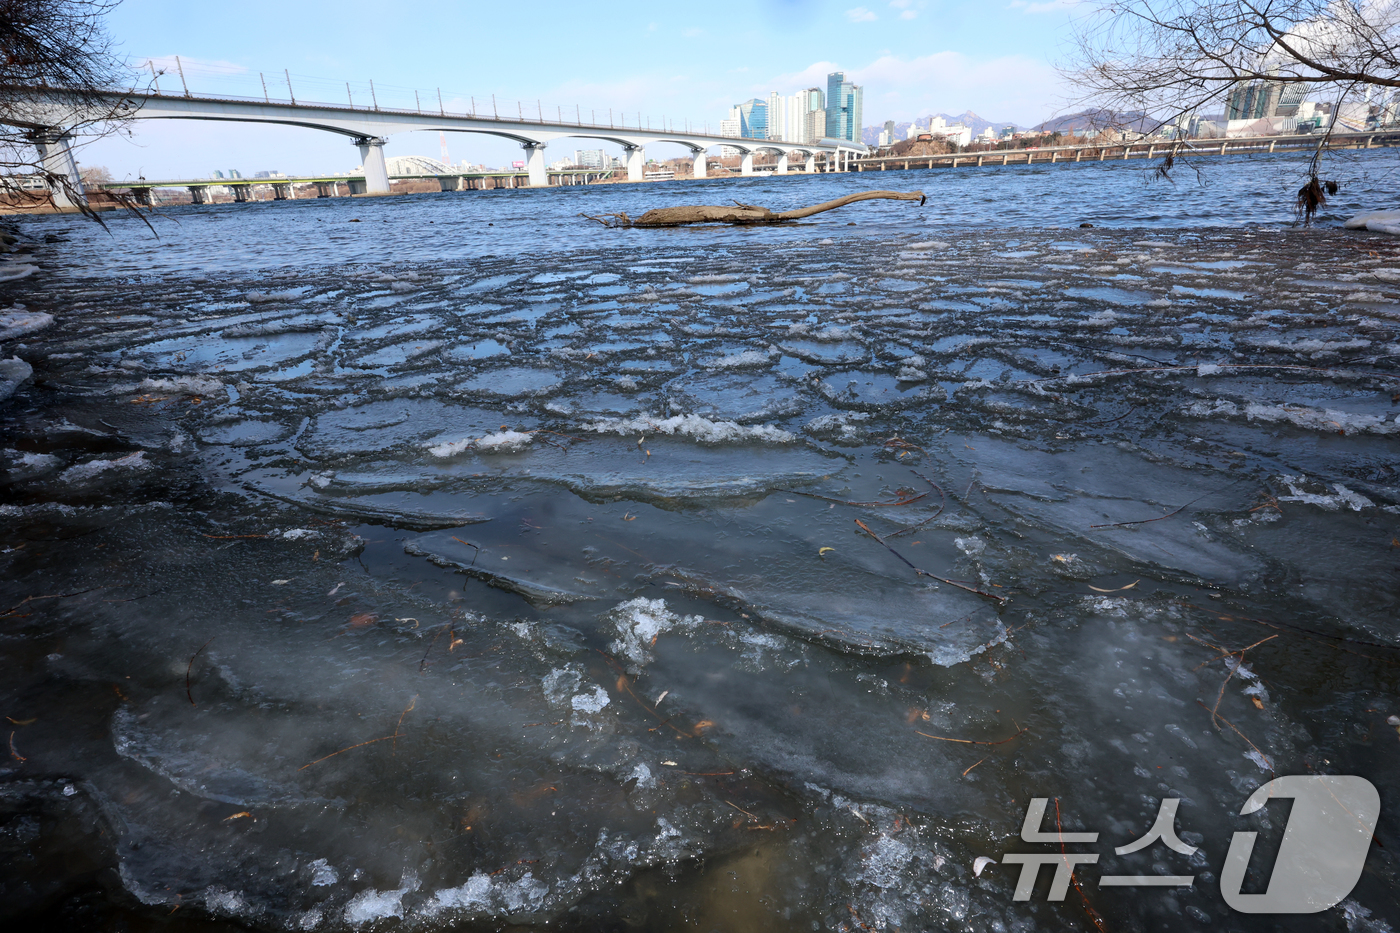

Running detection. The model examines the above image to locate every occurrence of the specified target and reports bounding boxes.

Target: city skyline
[721,74,861,150]
[76,0,1083,179]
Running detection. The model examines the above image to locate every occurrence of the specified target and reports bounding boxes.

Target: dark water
[40,146,1400,277]
[2,152,1399,932]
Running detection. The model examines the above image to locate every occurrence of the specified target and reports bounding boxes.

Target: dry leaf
[1088,580,1140,593]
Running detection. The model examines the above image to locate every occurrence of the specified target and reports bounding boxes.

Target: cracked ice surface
[1,214,1398,931]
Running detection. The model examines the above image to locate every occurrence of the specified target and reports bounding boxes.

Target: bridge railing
[855,128,1395,165]
[89,81,849,149]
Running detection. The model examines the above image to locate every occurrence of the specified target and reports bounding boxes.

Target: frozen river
[2,151,1399,931]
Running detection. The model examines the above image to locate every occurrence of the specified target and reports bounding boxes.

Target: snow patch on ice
[704,349,773,370]
[308,858,338,886]
[1182,399,1399,435]
[60,451,150,482]
[421,870,549,919]
[605,597,703,672]
[1276,475,1375,511]
[0,310,53,341]
[571,686,610,713]
[0,357,32,401]
[139,376,225,397]
[344,888,404,923]
[896,365,928,383]
[628,761,656,789]
[1340,898,1396,933]
[542,665,611,724]
[245,290,302,304]
[344,870,420,925]
[426,873,493,913]
[204,887,252,917]
[804,412,871,443]
[583,414,795,444]
[1248,337,1371,352]
[426,430,533,457]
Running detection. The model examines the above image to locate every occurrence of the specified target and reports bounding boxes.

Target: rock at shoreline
[0,356,32,401]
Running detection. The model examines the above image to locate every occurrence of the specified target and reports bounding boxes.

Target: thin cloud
[846,7,878,21]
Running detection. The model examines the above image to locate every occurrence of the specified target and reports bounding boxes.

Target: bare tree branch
[0,1,144,221]
[1067,1,1399,117]
[1063,1,1397,220]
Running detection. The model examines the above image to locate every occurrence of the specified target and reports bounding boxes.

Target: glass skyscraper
[736,99,768,139]
[824,73,863,143]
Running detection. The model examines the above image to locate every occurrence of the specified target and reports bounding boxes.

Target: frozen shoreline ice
[1,218,1398,931]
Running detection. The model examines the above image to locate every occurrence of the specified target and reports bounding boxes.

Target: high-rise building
[1274,83,1310,117]
[765,90,822,142]
[767,91,785,140]
[573,149,607,168]
[725,87,830,145]
[1227,80,1283,120]
[783,94,803,142]
[878,120,896,147]
[736,98,768,139]
[720,113,742,157]
[801,88,825,142]
[824,73,863,142]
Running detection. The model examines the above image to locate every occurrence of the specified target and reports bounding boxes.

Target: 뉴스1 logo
[991,775,1380,914]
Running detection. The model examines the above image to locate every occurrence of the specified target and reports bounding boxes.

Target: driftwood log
[582,190,926,228]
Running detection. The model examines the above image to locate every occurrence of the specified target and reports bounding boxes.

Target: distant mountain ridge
[1032,110,1166,134]
[862,111,1024,145]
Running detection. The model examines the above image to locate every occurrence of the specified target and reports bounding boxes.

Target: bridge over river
[17,86,868,210]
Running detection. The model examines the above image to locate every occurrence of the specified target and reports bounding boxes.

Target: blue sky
[79,0,1084,180]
